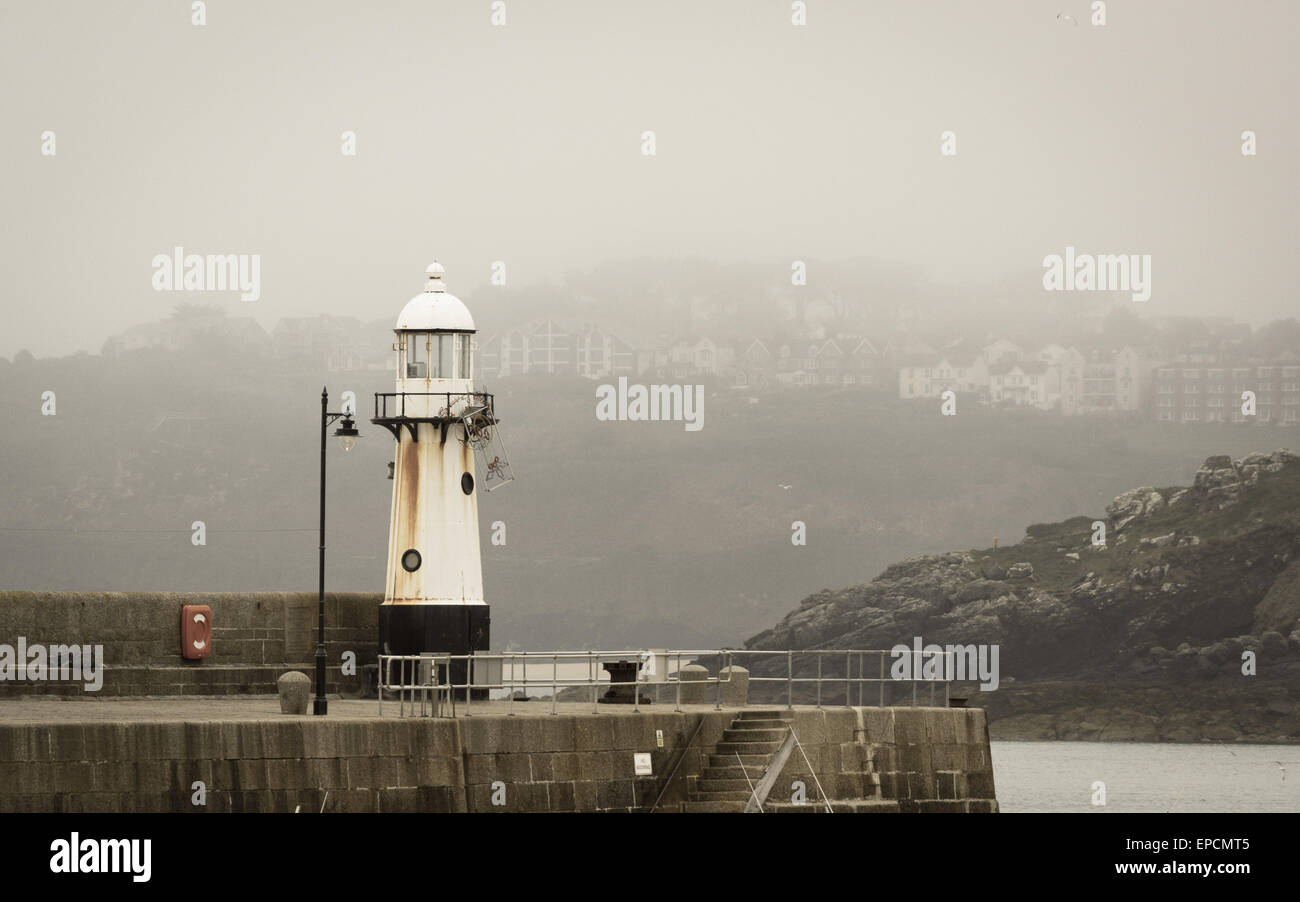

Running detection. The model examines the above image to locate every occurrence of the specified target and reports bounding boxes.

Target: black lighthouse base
[379,603,490,700]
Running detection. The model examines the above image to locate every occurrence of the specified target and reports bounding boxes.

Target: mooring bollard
[678,663,709,705]
[719,665,749,707]
[277,671,311,715]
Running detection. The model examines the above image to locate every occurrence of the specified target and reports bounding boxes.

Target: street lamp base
[313,697,329,716]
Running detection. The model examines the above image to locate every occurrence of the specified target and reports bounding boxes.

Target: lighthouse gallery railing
[373,391,495,421]
[377,648,956,718]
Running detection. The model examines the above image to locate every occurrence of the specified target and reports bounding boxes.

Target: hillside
[747,451,1300,742]
[5,342,1290,652]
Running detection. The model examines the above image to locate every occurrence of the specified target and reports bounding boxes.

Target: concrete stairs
[682,710,793,812]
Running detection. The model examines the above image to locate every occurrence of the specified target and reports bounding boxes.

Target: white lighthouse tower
[372,262,507,664]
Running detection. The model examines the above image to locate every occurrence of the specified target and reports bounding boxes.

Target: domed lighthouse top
[391,262,476,389]
[395,262,476,333]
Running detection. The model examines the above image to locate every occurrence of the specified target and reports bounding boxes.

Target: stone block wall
[0,591,379,697]
[0,706,997,813]
[767,707,998,812]
[0,712,722,813]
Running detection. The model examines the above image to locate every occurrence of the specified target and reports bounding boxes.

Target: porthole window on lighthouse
[461,472,474,495]
[401,549,422,572]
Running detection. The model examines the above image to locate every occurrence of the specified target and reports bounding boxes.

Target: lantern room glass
[405,333,428,378]
[437,334,453,378]
[458,334,471,379]
[400,332,473,379]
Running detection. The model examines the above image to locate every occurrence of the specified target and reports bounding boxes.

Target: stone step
[681,800,747,813]
[765,799,901,814]
[721,727,788,743]
[707,754,770,769]
[727,719,791,731]
[700,765,766,780]
[736,710,792,720]
[690,790,753,802]
[697,778,758,793]
[716,740,783,756]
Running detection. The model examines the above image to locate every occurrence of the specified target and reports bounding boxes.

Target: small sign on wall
[181,605,212,660]
[633,753,652,776]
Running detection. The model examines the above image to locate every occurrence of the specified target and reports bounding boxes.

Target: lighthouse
[371,262,508,666]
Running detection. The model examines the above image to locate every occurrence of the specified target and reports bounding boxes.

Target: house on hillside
[573,325,636,379]
[662,336,737,379]
[897,346,989,401]
[1058,346,1157,415]
[1154,355,1300,425]
[741,339,774,389]
[989,359,1058,410]
[476,320,642,380]
[775,340,819,386]
[980,339,1024,368]
[847,336,888,388]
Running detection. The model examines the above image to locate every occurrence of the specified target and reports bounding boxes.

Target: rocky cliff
[746,450,1300,742]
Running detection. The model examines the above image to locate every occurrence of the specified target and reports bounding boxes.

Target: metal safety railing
[373,391,495,421]
[377,648,956,718]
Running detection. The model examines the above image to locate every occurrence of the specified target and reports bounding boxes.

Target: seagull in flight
[778,483,792,490]
[1057,13,1077,25]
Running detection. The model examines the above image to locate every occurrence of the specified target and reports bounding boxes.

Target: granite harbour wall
[0,591,379,697]
[0,705,996,813]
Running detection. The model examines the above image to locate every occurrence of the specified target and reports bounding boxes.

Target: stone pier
[0,698,997,813]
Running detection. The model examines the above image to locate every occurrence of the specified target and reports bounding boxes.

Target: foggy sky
[1,0,1296,358]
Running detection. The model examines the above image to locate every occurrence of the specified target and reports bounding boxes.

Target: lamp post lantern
[315,388,361,716]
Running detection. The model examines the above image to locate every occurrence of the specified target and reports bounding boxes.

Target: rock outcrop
[746,451,1300,741]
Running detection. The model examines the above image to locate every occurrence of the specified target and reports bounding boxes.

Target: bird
[778,483,792,490]
[1275,761,1287,782]
[1057,13,1077,25]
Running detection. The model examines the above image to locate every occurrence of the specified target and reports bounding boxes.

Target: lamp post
[316,386,361,716]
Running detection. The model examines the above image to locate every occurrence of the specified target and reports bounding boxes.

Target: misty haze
[1,0,1297,847]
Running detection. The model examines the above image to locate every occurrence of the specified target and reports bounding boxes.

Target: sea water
[991,740,1300,812]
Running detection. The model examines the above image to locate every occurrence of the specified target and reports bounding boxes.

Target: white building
[898,347,989,400]
[989,359,1059,409]
[1058,346,1156,415]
